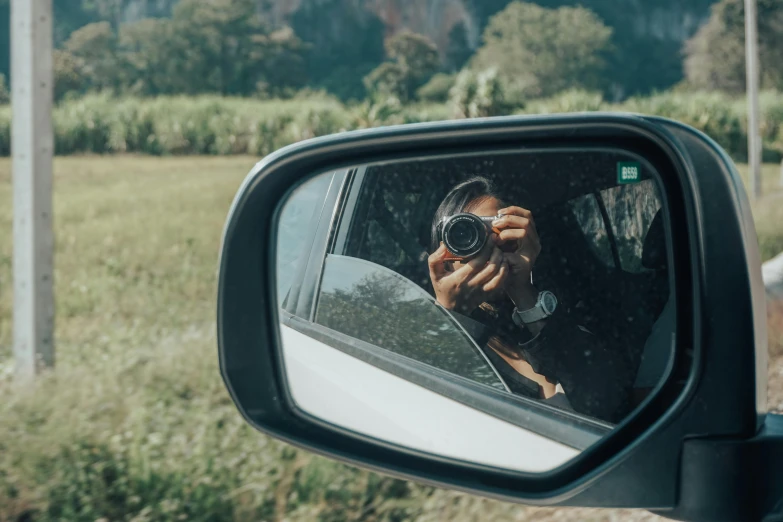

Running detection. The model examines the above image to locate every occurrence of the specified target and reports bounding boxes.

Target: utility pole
[744,0,762,200]
[11,0,55,381]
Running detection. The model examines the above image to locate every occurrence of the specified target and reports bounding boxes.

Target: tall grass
[0,156,781,521]
[2,90,783,161]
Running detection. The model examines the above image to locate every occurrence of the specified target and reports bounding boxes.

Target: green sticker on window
[617,162,641,184]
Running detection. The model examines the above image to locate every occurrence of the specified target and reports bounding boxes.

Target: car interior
[332,151,675,408]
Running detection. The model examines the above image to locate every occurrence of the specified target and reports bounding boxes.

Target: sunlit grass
[734,163,783,262]
[0,156,279,521]
[0,156,780,521]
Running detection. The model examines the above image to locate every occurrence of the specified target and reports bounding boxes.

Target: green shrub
[761,91,783,160]
[351,97,404,129]
[53,97,115,154]
[1,91,783,161]
[522,89,606,114]
[0,73,9,105]
[450,68,515,118]
[0,106,10,156]
[41,441,237,522]
[621,91,747,160]
[400,102,453,123]
[17,94,353,156]
[416,73,457,102]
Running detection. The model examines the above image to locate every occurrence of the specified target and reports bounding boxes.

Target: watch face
[540,291,558,315]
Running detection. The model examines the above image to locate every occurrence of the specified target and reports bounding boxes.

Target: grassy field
[0,156,781,521]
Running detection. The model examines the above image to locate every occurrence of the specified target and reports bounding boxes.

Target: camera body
[436,213,502,261]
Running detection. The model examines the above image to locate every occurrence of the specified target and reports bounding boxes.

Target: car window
[283,151,675,425]
[314,254,506,391]
[276,173,334,306]
[568,180,663,274]
[338,173,442,291]
[568,193,616,269]
[600,181,663,273]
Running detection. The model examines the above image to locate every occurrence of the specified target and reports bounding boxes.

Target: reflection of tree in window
[568,194,615,269]
[316,255,504,390]
[569,180,662,274]
[601,181,662,273]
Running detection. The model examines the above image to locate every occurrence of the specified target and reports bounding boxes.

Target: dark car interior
[332,150,673,402]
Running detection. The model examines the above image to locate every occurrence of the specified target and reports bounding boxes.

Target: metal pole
[11,0,55,380]
[744,0,762,200]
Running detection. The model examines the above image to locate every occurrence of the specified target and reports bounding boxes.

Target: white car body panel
[281,323,580,473]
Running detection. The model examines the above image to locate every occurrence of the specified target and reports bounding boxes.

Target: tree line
[0,0,782,105]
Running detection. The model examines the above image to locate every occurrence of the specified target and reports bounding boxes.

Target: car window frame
[592,190,624,269]
[282,169,350,317]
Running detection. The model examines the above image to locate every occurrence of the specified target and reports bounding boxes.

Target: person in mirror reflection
[428,177,634,423]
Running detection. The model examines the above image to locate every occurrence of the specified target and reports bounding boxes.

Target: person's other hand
[428,241,508,314]
[492,206,541,308]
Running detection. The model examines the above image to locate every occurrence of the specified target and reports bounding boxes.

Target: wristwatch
[512,290,558,328]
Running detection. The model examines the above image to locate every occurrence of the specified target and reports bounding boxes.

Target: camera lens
[449,221,478,250]
[442,213,487,258]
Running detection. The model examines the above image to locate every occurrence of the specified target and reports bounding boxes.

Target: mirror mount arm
[656,413,783,522]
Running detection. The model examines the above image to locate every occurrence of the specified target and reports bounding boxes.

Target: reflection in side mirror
[275,148,675,473]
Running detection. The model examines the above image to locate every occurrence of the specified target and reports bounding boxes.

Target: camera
[436,213,501,260]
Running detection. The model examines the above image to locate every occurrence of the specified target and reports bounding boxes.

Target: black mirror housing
[217,113,771,520]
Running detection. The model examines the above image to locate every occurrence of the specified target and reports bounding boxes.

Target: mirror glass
[276,148,675,473]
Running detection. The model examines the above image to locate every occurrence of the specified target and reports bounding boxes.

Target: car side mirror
[217,114,777,521]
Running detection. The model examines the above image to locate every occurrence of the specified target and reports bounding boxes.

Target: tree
[249,26,310,98]
[684,0,783,93]
[82,0,127,29]
[364,62,408,100]
[53,50,87,101]
[445,22,473,72]
[167,0,308,96]
[117,18,176,95]
[0,0,9,81]
[82,0,174,30]
[62,22,120,93]
[416,73,457,102]
[469,2,613,99]
[290,0,386,101]
[364,31,440,102]
[0,72,8,104]
[46,0,309,99]
[449,68,512,118]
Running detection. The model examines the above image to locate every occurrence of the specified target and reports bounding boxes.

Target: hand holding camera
[431,206,541,314]
[491,206,541,307]
[428,241,509,314]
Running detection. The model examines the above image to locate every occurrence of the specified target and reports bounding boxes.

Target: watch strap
[514,303,549,324]
[513,291,557,326]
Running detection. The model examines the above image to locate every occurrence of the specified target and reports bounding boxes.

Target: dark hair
[430,176,506,252]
